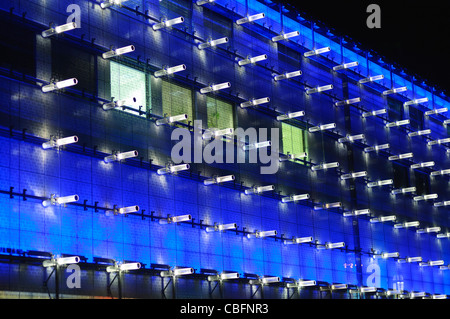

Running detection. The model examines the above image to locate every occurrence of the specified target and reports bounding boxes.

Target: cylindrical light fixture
[42,78,78,93]
[102,45,135,59]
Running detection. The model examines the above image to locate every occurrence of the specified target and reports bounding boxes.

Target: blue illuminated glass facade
[0,0,449,299]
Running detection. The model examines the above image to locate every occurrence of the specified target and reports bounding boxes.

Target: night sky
[278,0,450,95]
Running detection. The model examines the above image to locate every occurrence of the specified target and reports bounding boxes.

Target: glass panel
[282,123,308,163]
[162,80,193,122]
[110,61,147,117]
[206,96,234,130]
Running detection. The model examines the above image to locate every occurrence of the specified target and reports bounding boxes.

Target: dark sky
[278,0,450,95]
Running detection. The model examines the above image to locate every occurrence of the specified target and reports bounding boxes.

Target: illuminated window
[282,123,308,163]
[206,97,234,130]
[110,61,147,117]
[162,80,193,123]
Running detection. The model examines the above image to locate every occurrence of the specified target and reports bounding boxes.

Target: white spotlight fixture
[160,267,194,277]
[383,87,407,95]
[159,214,192,225]
[104,150,138,163]
[343,209,370,217]
[102,45,135,59]
[413,194,438,202]
[404,98,429,107]
[100,0,127,9]
[276,110,305,121]
[208,272,240,281]
[326,242,345,249]
[431,169,450,177]
[42,78,78,93]
[331,284,348,290]
[391,187,416,195]
[335,97,361,107]
[284,237,313,245]
[41,22,77,38]
[154,64,186,78]
[381,252,399,259]
[281,194,310,203]
[435,201,450,208]
[42,194,79,207]
[236,13,265,25]
[360,287,377,294]
[420,260,444,267]
[404,257,423,263]
[311,162,339,171]
[156,114,188,126]
[303,47,331,58]
[196,0,215,5]
[362,108,387,118]
[202,128,234,140]
[238,54,268,66]
[410,292,427,298]
[247,230,277,239]
[308,123,336,133]
[204,175,235,185]
[272,31,300,42]
[388,152,413,161]
[314,202,342,211]
[205,223,237,233]
[286,279,316,288]
[425,108,448,116]
[200,82,231,94]
[240,97,270,108]
[261,276,280,285]
[43,256,80,268]
[394,221,420,229]
[408,129,431,137]
[333,61,359,71]
[364,144,390,153]
[105,205,140,217]
[274,70,302,82]
[359,74,384,84]
[306,84,333,95]
[340,171,367,180]
[370,215,396,223]
[107,262,141,273]
[42,136,78,149]
[198,37,229,50]
[102,98,136,111]
[279,152,308,162]
[386,119,410,128]
[417,227,441,234]
[245,185,275,195]
[152,17,185,31]
[242,141,271,151]
[157,163,190,175]
[367,179,393,188]
[428,138,450,146]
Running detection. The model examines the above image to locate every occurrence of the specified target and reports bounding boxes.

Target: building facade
[0,0,449,299]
